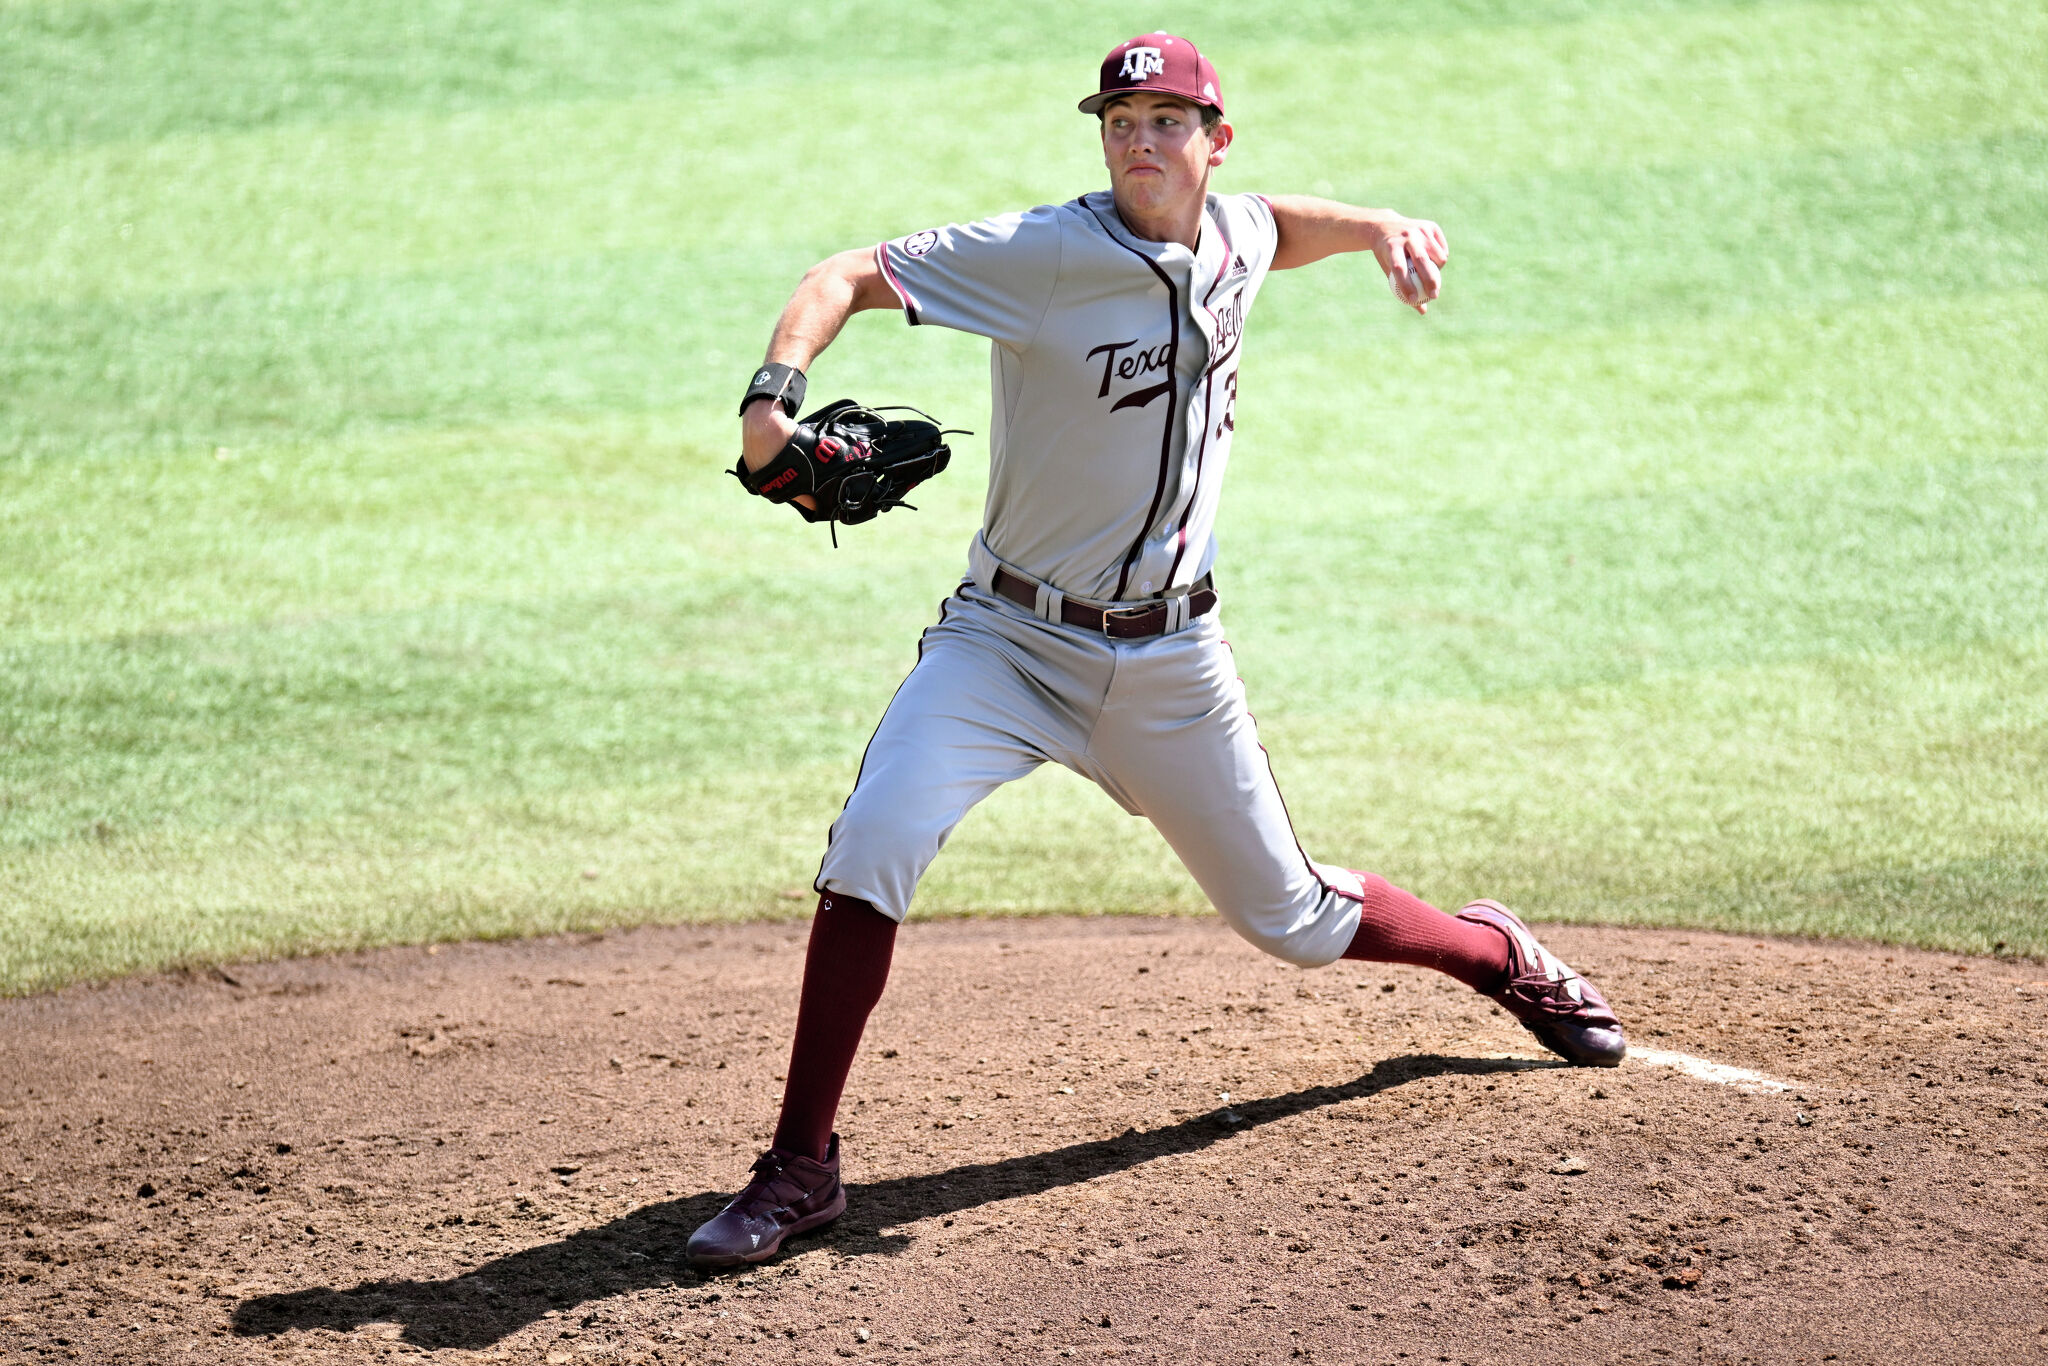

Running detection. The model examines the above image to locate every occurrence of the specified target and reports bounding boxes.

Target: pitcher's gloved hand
[732,399,963,541]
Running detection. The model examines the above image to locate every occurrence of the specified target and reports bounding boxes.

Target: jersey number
[1215,369,1237,439]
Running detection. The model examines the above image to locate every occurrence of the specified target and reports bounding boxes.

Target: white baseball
[1388,260,1423,303]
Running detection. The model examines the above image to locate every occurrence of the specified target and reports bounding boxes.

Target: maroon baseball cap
[1077,33,1224,118]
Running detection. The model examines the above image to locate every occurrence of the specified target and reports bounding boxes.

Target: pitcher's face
[1100,93,1230,220]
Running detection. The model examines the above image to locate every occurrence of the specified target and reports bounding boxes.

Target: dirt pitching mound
[2,917,2044,1365]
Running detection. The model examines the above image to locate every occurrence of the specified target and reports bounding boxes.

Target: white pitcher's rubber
[1624,1046,1792,1092]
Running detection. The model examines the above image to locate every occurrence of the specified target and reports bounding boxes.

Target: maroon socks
[1339,872,1511,993]
[768,878,1503,1160]
[770,891,899,1162]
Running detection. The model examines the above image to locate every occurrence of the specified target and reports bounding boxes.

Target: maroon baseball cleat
[1456,900,1627,1068]
[685,1136,847,1268]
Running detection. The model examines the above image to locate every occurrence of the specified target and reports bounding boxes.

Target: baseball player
[688,33,1627,1268]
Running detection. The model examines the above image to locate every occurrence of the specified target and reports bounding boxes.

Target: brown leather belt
[992,567,1217,639]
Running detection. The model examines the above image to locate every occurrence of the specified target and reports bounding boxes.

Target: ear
[1206,120,1234,168]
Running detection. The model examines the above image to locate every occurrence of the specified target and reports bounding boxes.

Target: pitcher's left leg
[1088,619,1624,1064]
[1082,617,1364,967]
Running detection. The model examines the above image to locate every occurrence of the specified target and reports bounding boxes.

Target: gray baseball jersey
[875,189,1274,604]
[816,189,1370,968]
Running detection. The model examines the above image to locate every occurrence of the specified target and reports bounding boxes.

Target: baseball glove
[731,399,963,543]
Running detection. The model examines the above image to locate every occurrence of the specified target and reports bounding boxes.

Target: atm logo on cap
[1120,47,1164,81]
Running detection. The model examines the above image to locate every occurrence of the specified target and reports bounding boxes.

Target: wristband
[739,362,807,418]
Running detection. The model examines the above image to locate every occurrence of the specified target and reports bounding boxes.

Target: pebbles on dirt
[1,919,2044,1363]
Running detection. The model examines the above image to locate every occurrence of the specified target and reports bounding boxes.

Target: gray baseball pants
[815,578,1367,967]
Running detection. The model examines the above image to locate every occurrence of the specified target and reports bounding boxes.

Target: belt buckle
[1100,603,1156,638]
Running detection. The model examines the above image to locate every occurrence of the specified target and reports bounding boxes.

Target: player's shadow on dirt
[231,1052,1552,1350]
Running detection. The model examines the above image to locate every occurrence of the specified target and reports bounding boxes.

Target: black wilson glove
[731,400,963,542]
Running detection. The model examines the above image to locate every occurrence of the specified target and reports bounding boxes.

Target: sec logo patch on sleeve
[903,230,939,257]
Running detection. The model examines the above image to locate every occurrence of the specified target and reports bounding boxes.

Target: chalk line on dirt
[1624,1047,1792,1092]
[1477,1046,1794,1092]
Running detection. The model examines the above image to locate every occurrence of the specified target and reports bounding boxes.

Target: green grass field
[4,0,2045,994]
